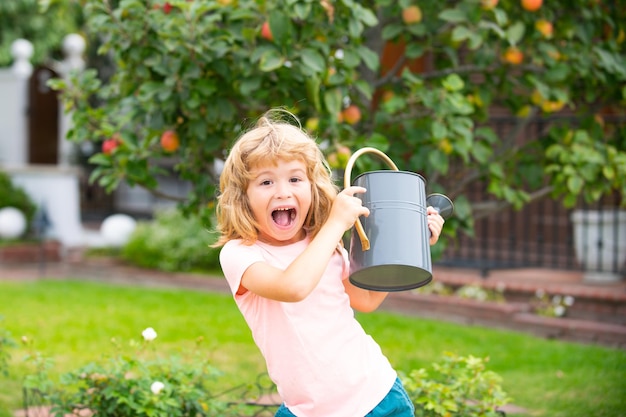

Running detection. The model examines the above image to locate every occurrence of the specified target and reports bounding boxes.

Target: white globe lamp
[0,207,27,239]
[100,214,137,247]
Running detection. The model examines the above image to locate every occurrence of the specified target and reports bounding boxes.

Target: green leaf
[323,88,342,119]
[603,165,615,181]
[405,43,425,59]
[489,163,504,179]
[439,8,467,23]
[567,176,584,194]
[301,48,326,74]
[138,82,162,100]
[366,133,389,150]
[452,26,472,42]
[354,6,378,26]
[593,47,626,77]
[89,154,113,167]
[478,20,505,39]
[293,3,311,20]
[431,121,448,139]
[506,21,525,45]
[355,80,373,100]
[357,46,380,72]
[259,49,285,72]
[268,10,292,46]
[382,24,404,40]
[471,142,491,164]
[545,63,570,82]
[428,150,449,174]
[442,74,464,92]
[239,77,261,96]
[306,76,322,112]
[468,33,483,50]
[475,127,498,144]
[348,17,364,38]
[342,49,361,68]
[493,8,508,26]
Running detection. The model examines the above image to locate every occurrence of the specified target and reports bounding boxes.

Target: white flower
[142,327,157,342]
[535,288,545,298]
[553,305,566,317]
[564,295,575,306]
[150,381,165,395]
[552,295,562,305]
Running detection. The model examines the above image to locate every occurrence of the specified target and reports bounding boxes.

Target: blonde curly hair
[213,110,338,246]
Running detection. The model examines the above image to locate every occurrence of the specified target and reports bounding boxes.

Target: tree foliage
[48,0,626,237]
[0,0,82,67]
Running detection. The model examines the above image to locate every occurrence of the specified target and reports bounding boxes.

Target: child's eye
[290,177,302,183]
[260,180,272,186]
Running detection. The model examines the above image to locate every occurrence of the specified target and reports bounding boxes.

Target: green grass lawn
[0,279,624,417]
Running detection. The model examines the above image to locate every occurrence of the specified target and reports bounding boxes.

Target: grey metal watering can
[344,147,454,292]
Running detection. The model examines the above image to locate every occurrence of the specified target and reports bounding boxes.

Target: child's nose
[275,181,293,198]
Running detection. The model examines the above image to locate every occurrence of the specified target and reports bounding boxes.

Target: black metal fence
[438,190,625,277]
[438,114,625,277]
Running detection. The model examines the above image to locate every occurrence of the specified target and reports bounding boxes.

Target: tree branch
[471,185,554,220]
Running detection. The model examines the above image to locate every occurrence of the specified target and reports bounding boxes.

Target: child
[214,110,445,417]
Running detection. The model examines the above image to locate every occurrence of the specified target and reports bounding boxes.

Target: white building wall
[0,39,32,165]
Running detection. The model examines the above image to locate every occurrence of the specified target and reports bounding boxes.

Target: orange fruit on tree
[502,47,524,65]
[402,6,422,24]
[102,134,122,155]
[521,0,542,11]
[481,0,499,9]
[261,21,273,41]
[535,19,553,38]
[342,105,362,125]
[160,130,180,153]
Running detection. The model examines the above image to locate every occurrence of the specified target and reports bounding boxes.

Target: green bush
[402,352,510,417]
[0,171,36,236]
[23,329,246,417]
[121,209,220,273]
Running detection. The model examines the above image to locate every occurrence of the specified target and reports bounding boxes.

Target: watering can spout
[426,193,455,219]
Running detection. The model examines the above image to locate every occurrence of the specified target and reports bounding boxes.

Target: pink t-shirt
[220,237,397,417]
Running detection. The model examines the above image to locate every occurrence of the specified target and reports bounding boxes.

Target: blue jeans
[275,377,414,417]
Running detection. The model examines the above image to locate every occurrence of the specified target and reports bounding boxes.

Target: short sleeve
[340,246,350,280]
[219,240,265,295]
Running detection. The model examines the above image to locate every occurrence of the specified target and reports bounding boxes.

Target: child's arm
[345,207,445,312]
[239,186,370,302]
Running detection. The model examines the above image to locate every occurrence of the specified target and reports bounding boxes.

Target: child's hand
[427,206,445,245]
[329,186,370,231]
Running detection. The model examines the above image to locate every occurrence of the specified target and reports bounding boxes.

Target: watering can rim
[351,169,427,184]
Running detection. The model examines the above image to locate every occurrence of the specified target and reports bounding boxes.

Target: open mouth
[272,208,296,227]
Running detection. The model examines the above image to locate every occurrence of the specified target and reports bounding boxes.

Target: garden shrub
[121,209,220,273]
[401,352,510,417]
[0,171,36,236]
[23,329,247,417]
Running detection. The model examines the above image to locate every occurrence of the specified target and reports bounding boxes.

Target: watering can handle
[344,147,399,251]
